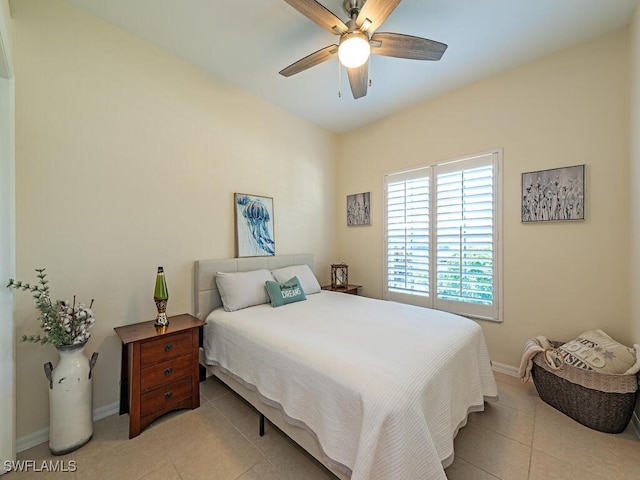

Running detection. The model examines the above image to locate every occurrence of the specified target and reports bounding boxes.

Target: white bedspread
[203,291,498,480]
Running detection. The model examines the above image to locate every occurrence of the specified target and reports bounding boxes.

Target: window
[384,150,502,321]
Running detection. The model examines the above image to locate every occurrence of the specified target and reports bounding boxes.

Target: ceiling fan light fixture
[338,31,370,68]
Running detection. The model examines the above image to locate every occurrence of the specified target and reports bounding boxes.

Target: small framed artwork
[521,164,585,222]
[347,192,371,226]
[235,193,275,257]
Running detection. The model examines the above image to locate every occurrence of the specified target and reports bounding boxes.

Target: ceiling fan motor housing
[343,0,365,18]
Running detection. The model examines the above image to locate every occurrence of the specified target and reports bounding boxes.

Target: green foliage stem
[7,268,95,348]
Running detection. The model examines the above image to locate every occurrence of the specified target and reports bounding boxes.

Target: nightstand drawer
[140,354,192,392]
[140,376,192,418]
[140,331,192,366]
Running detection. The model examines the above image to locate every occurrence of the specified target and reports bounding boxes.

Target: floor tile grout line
[490,381,540,410]
[467,397,536,448]
[208,397,294,480]
[449,455,504,480]
[209,399,273,465]
[526,394,539,479]
[453,402,535,479]
[211,395,337,480]
[163,400,265,480]
[200,387,232,404]
[130,429,173,480]
[528,399,619,480]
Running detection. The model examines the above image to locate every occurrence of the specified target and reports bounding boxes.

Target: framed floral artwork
[347,192,371,226]
[521,165,585,222]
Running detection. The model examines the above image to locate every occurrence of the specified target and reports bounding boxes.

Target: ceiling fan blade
[347,61,369,99]
[279,45,338,77]
[283,0,348,35]
[371,32,447,60]
[356,0,402,33]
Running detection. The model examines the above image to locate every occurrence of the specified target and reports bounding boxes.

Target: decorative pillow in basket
[522,330,640,434]
[558,330,640,374]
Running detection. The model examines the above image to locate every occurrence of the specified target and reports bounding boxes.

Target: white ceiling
[66,0,639,134]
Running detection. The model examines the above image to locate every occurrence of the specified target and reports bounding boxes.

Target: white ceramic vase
[44,342,98,455]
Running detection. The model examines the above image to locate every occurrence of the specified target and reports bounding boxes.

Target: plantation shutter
[384,150,501,320]
[435,153,498,319]
[384,167,432,307]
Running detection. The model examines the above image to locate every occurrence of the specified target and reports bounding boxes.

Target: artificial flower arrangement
[7,268,95,348]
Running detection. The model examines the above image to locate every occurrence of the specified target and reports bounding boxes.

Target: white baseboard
[92,401,120,423]
[15,427,48,454]
[491,361,518,377]
[16,401,119,453]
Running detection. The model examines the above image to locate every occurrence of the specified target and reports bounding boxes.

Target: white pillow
[271,264,321,295]
[215,269,274,312]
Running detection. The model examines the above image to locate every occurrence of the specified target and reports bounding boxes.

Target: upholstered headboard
[193,254,315,319]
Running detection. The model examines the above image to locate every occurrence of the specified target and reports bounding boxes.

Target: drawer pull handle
[164,391,173,400]
[164,367,173,377]
[164,343,173,353]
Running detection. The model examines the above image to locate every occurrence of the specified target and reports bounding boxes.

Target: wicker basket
[531,342,639,434]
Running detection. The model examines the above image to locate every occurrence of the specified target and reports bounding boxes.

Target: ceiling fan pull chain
[338,60,342,98]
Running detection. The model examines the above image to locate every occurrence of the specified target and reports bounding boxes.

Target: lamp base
[154,312,169,327]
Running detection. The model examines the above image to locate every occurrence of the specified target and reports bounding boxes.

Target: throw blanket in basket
[519,330,640,383]
[518,336,559,383]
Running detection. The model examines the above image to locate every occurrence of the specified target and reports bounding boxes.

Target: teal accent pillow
[265,276,307,308]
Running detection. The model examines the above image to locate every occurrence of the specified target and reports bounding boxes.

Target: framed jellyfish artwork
[234,193,276,257]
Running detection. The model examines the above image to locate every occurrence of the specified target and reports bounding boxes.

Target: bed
[194,254,498,480]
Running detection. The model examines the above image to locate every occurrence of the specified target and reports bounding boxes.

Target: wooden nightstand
[321,284,361,295]
[114,313,205,438]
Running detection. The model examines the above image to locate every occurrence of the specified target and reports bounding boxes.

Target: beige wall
[631,4,640,346]
[11,0,336,438]
[629,5,640,422]
[336,28,631,368]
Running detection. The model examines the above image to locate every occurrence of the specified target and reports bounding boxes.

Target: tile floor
[10,372,640,479]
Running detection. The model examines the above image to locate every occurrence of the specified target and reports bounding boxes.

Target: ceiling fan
[279,0,448,99]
